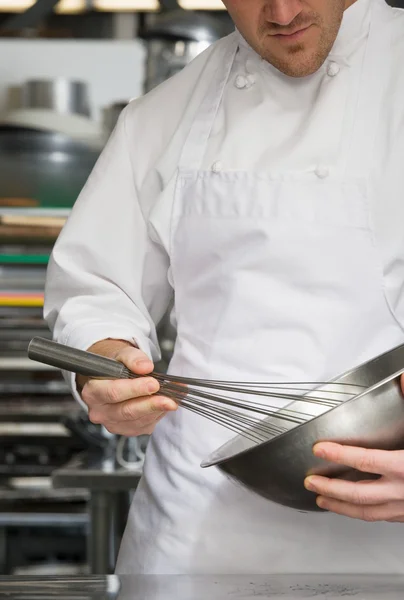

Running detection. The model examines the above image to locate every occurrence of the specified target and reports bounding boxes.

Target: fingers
[90,394,177,424]
[103,412,167,437]
[305,443,404,522]
[313,497,404,522]
[83,377,161,408]
[80,345,178,437]
[304,475,404,505]
[83,373,177,433]
[86,389,177,437]
[313,442,404,478]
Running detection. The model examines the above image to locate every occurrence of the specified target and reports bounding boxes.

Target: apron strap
[178,35,239,171]
[344,0,392,178]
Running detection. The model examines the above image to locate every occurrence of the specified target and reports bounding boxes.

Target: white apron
[116,0,404,574]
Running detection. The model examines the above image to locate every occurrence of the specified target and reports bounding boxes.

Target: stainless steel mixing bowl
[202,344,404,512]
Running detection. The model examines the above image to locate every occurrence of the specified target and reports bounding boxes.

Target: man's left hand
[304,442,404,522]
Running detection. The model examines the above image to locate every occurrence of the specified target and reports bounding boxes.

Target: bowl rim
[201,347,404,468]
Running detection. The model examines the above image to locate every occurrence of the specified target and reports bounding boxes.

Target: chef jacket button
[245,74,256,88]
[327,61,340,77]
[211,161,223,173]
[235,75,248,89]
[315,166,330,179]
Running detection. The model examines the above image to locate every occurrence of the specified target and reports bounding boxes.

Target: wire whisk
[28,336,366,447]
[144,373,365,444]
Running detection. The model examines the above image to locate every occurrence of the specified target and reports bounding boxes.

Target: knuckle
[81,382,97,406]
[88,409,103,425]
[394,458,404,478]
[82,380,103,407]
[150,397,165,413]
[131,381,147,399]
[120,401,138,421]
[362,507,378,522]
[135,378,158,398]
[81,387,91,406]
[104,423,119,435]
[358,450,375,473]
[117,347,150,368]
[115,345,139,361]
[105,383,122,405]
[353,490,368,506]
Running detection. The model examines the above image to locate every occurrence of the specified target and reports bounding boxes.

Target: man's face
[223,0,356,77]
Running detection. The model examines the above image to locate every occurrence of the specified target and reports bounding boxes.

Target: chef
[45,0,404,574]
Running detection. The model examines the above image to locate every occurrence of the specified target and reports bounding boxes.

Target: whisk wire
[139,372,363,445]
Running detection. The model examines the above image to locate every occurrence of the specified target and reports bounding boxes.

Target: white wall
[0,38,146,122]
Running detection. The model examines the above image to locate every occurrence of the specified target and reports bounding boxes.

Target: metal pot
[20,79,91,119]
[0,126,100,208]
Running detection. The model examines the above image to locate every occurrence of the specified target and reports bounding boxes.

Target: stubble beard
[256,4,345,78]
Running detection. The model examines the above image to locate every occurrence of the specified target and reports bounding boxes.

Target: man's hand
[304,374,404,522]
[79,340,178,437]
[304,443,404,522]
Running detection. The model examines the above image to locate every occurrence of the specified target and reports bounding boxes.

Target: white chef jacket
[45,0,404,575]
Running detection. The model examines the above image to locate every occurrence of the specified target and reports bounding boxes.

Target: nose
[264,0,303,26]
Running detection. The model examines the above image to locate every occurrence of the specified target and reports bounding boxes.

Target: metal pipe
[88,491,114,574]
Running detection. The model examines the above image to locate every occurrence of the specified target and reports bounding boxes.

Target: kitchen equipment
[0,126,100,209]
[27,338,404,512]
[1,574,404,600]
[21,80,91,120]
[140,11,230,93]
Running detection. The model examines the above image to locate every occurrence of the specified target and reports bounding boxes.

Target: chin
[280,64,323,78]
[266,53,328,78]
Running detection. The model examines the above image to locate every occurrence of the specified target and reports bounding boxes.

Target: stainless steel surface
[0,126,100,209]
[88,492,113,576]
[87,492,130,575]
[0,358,57,371]
[204,343,404,512]
[28,338,129,380]
[52,451,142,491]
[21,80,91,119]
[0,514,87,527]
[0,575,404,599]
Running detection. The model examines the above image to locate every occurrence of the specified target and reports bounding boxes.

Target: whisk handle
[28,337,130,380]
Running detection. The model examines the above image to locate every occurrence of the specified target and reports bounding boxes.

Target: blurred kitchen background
[0,0,233,577]
[0,0,401,579]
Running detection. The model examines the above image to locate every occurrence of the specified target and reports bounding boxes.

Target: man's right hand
[78,340,178,436]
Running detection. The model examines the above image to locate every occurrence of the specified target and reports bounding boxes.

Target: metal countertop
[0,575,403,599]
[52,451,142,491]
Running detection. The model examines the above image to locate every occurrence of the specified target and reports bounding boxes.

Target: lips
[271,24,313,41]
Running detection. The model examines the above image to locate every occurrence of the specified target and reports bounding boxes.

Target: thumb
[115,345,155,376]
